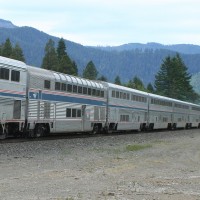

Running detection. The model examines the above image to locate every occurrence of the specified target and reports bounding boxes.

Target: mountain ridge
[0,19,200,87]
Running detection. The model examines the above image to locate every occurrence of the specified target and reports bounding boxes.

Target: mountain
[0,19,17,28]
[1,19,200,85]
[191,73,200,94]
[95,42,200,55]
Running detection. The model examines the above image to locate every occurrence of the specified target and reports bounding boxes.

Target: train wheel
[92,125,99,135]
[35,124,45,138]
[0,129,7,140]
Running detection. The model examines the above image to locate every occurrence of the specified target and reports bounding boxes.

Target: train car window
[55,82,61,90]
[61,83,67,91]
[116,91,119,98]
[123,93,127,99]
[67,84,72,92]
[78,86,82,94]
[192,107,200,111]
[88,88,92,95]
[101,91,104,98]
[11,70,20,82]
[120,92,123,99]
[120,115,129,122]
[44,80,51,89]
[92,89,96,96]
[83,87,87,95]
[72,109,76,117]
[66,108,71,117]
[73,85,77,93]
[77,109,81,117]
[96,90,100,97]
[0,67,9,80]
[112,90,115,97]
[127,93,130,100]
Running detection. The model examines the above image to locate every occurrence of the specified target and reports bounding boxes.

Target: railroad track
[0,128,189,144]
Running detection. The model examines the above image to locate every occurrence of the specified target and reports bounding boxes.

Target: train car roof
[103,81,200,106]
[0,56,27,70]
[148,92,198,106]
[28,65,105,89]
[103,82,148,96]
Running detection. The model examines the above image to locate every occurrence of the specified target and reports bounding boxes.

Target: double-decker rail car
[188,102,200,128]
[148,93,174,130]
[0,55,200,139]
[26,66,107,137]
[0,56,27,139]
[102,82,149,132]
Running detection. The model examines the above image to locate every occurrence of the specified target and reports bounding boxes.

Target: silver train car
[0,56,200,139]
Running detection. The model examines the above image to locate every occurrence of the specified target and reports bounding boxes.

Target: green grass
[125,144,152,152]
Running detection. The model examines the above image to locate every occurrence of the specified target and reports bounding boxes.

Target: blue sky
[1,0,200,46]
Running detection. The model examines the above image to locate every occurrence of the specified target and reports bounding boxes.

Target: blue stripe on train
[29,92,106,106]
[0,92,25,99]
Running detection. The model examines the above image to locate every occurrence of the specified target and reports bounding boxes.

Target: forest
[1,24,200,86]
[0,37,199,103]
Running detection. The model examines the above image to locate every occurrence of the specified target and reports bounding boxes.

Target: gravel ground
[0,129,200,200]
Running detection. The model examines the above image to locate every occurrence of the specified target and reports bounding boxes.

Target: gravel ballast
[0,129,200,200]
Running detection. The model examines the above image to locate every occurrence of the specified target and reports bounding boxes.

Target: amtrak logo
[30,92,38,99]
[33,93,37,99]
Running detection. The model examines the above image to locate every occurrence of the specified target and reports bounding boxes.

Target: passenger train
[0,56,200,139]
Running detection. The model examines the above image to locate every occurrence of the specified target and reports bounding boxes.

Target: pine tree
[56,38,76,75]
[71,61,78,76]
[154,54,199,102]
[147,83,154,93]
[98,75,107,81]
[83,61,98,80]
[0,44,2,56]
[127,76,146,91]
[11,43,25,62]
[114,75,121,85]
[57,38,66,60]
[2,38,12,58]
[41,39,58,71]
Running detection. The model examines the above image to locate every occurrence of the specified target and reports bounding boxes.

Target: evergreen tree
[11,43,25,62]
[2,38,12,58]
[0,44,2,56]
[57,38,67,60]
[56,38,76,75]
[41,39,58,71]
[71,61,78,76]
[154,54,198,102]
[98,75,107,81]
[127,76,146,91]
[114,75,121,85]
[147,83,154,93]
[83,61,98,80]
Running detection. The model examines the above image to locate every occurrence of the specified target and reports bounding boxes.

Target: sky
[0,0,200,46]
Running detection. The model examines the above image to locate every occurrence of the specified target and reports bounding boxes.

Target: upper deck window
[0,67,9,80]
[55,82,61,90]
[44,80,51,89]
[11,70,20,82]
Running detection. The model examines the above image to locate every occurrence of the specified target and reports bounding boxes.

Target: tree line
[0,38,25,62]
[0,38,199,103]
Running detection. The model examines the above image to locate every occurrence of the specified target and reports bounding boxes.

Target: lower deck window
[120,115,129,122]
[66,108,82,118]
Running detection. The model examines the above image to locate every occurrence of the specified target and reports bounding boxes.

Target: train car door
[82,105,91,131]
[13,100,21,119]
